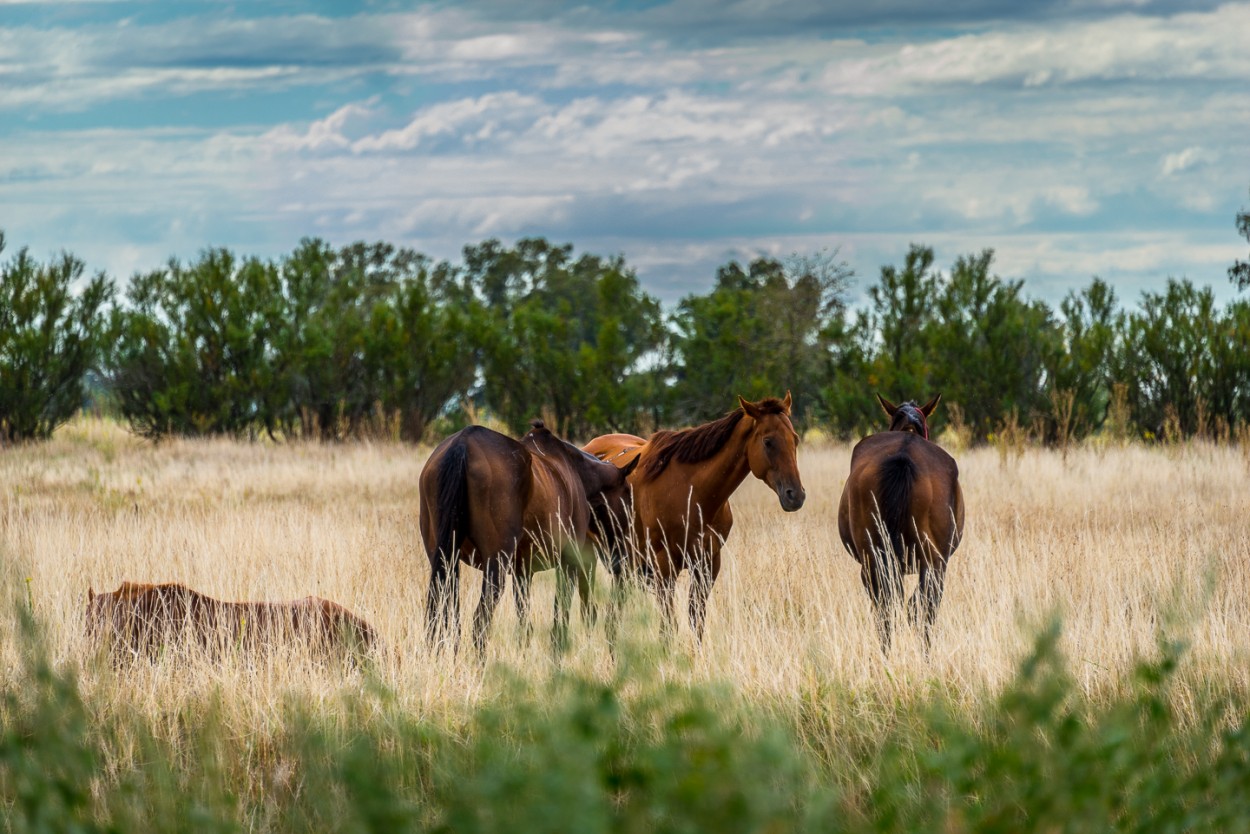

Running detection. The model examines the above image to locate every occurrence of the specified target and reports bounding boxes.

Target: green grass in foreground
[3,612,1249,833]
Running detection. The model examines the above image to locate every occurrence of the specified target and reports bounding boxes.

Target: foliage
[1114,279,1250,438]
[1231,188,1250,291]
[0,233,113,442]
[670,251,852,430]
[467,238,667,437]
[825,246,1061,442]
[4,607,1250,832]
[5,225,1250,445]
[108,248,284,439]
[273,239,481,442]
[1043,277,1121,442]
[107,240,482,442]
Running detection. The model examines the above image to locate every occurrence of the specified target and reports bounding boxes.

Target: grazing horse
[86,581,377,661]
[419,420,637,654]
[837,394,965,652]
[584,393,806,642]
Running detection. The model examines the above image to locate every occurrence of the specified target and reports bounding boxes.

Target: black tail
[877,452,917,566]
[434,440,470,564]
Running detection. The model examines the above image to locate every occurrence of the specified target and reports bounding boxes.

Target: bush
[4,606,1250,832]
[0,233,113,443]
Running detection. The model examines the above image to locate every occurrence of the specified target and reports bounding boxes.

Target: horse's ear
[738,395,764,420]
[88,587,95,602]
[919,393,942,417]
[782,390,792,413]
[876,393,898,416]
[618,454,640,479]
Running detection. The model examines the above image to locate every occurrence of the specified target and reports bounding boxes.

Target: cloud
[816,4,1250,94]
[351,93,546,153]
[3,0,1247,316]
[1160,146,1217,176]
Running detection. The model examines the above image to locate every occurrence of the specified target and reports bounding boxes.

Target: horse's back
[583,433,646,466]
[840,432,963,564]
[419,425,534,566]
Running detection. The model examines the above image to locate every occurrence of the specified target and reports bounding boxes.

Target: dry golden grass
[2,416,1248,736]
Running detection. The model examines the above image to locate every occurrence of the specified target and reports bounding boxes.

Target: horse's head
[877,393,941,439]
[739,391,806,512]
[523,419,639,526]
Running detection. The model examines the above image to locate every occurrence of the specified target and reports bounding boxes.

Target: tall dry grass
[2,416,1248,741]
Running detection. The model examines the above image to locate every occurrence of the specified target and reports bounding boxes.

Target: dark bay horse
[584,393,806,642]
[419,420,637,654]
[837,394,965,652]
[86,582,377,662]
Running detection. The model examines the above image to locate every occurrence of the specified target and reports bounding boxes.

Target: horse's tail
[877,452,917,565]
[434,439,471,565]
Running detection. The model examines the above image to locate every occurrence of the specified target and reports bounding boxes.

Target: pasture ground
[2,417,1249,829]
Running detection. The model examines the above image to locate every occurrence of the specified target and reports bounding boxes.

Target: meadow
[2,418,1249,830]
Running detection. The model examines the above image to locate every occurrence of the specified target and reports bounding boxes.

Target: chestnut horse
[584,393,805,641]
[86,581,377,661]
[838,394,964,652]
[419,420,637,654]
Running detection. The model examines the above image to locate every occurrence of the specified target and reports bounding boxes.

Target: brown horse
[584,393,805,641]
[86,581,377,661]
[837,394,965,652]
[419,420,638,654]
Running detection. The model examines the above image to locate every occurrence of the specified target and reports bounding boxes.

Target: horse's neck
[679,418,753,514]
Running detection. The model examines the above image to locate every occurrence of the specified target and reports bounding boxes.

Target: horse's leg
[687,540,722,645]
[689,504,731,645]
[425,549,461,652]
[472,557,505,657]
[911,557,947,654]
[656,571,679,642]
[862,550,903,655]
[571,542,598,628]
[552,553,575,656]
[605,545,630,652]
[512,564,534,648]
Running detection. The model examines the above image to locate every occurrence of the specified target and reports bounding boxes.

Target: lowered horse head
[525,420,638,553]
[876,393,941,439]
[523,419,638,520]
[739,391,805,512]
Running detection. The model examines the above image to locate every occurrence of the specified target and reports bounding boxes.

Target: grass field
[2,418,1249,829]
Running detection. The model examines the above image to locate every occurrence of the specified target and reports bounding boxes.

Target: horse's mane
[639,398,789,482]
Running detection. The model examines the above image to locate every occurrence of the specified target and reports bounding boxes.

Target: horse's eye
[763,437,775,450]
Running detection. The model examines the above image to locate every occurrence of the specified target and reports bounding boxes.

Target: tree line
[2,224,1248,445]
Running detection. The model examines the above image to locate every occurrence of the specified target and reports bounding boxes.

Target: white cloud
[1160,146,1217,176]
[351,93,545,153]
[818,4,1250,95]
[4,1,1247,312]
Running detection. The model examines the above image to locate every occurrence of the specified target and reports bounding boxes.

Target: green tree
[1116,279,1230,438]
[468,238,665,438]
[1044,277,1123,442]
[831,245,1058,442]
[0,233,113,442]
[370,257,484,443]
[1231,188,1250,291]
[867,244,939,400]
[671,250,852,427]
[109,248,283,439]
[274,240,403,440]
[926,249,1058,441]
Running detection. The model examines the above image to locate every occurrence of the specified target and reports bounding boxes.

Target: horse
[583,392,805,642]
[837,394,965,653]
[419,420,638,654]
[85,581,377,662]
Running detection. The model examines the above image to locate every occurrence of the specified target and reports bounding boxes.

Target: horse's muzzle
[778,485,806,512]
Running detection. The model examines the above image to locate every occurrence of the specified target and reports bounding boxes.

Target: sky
[2,0,1248,308]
